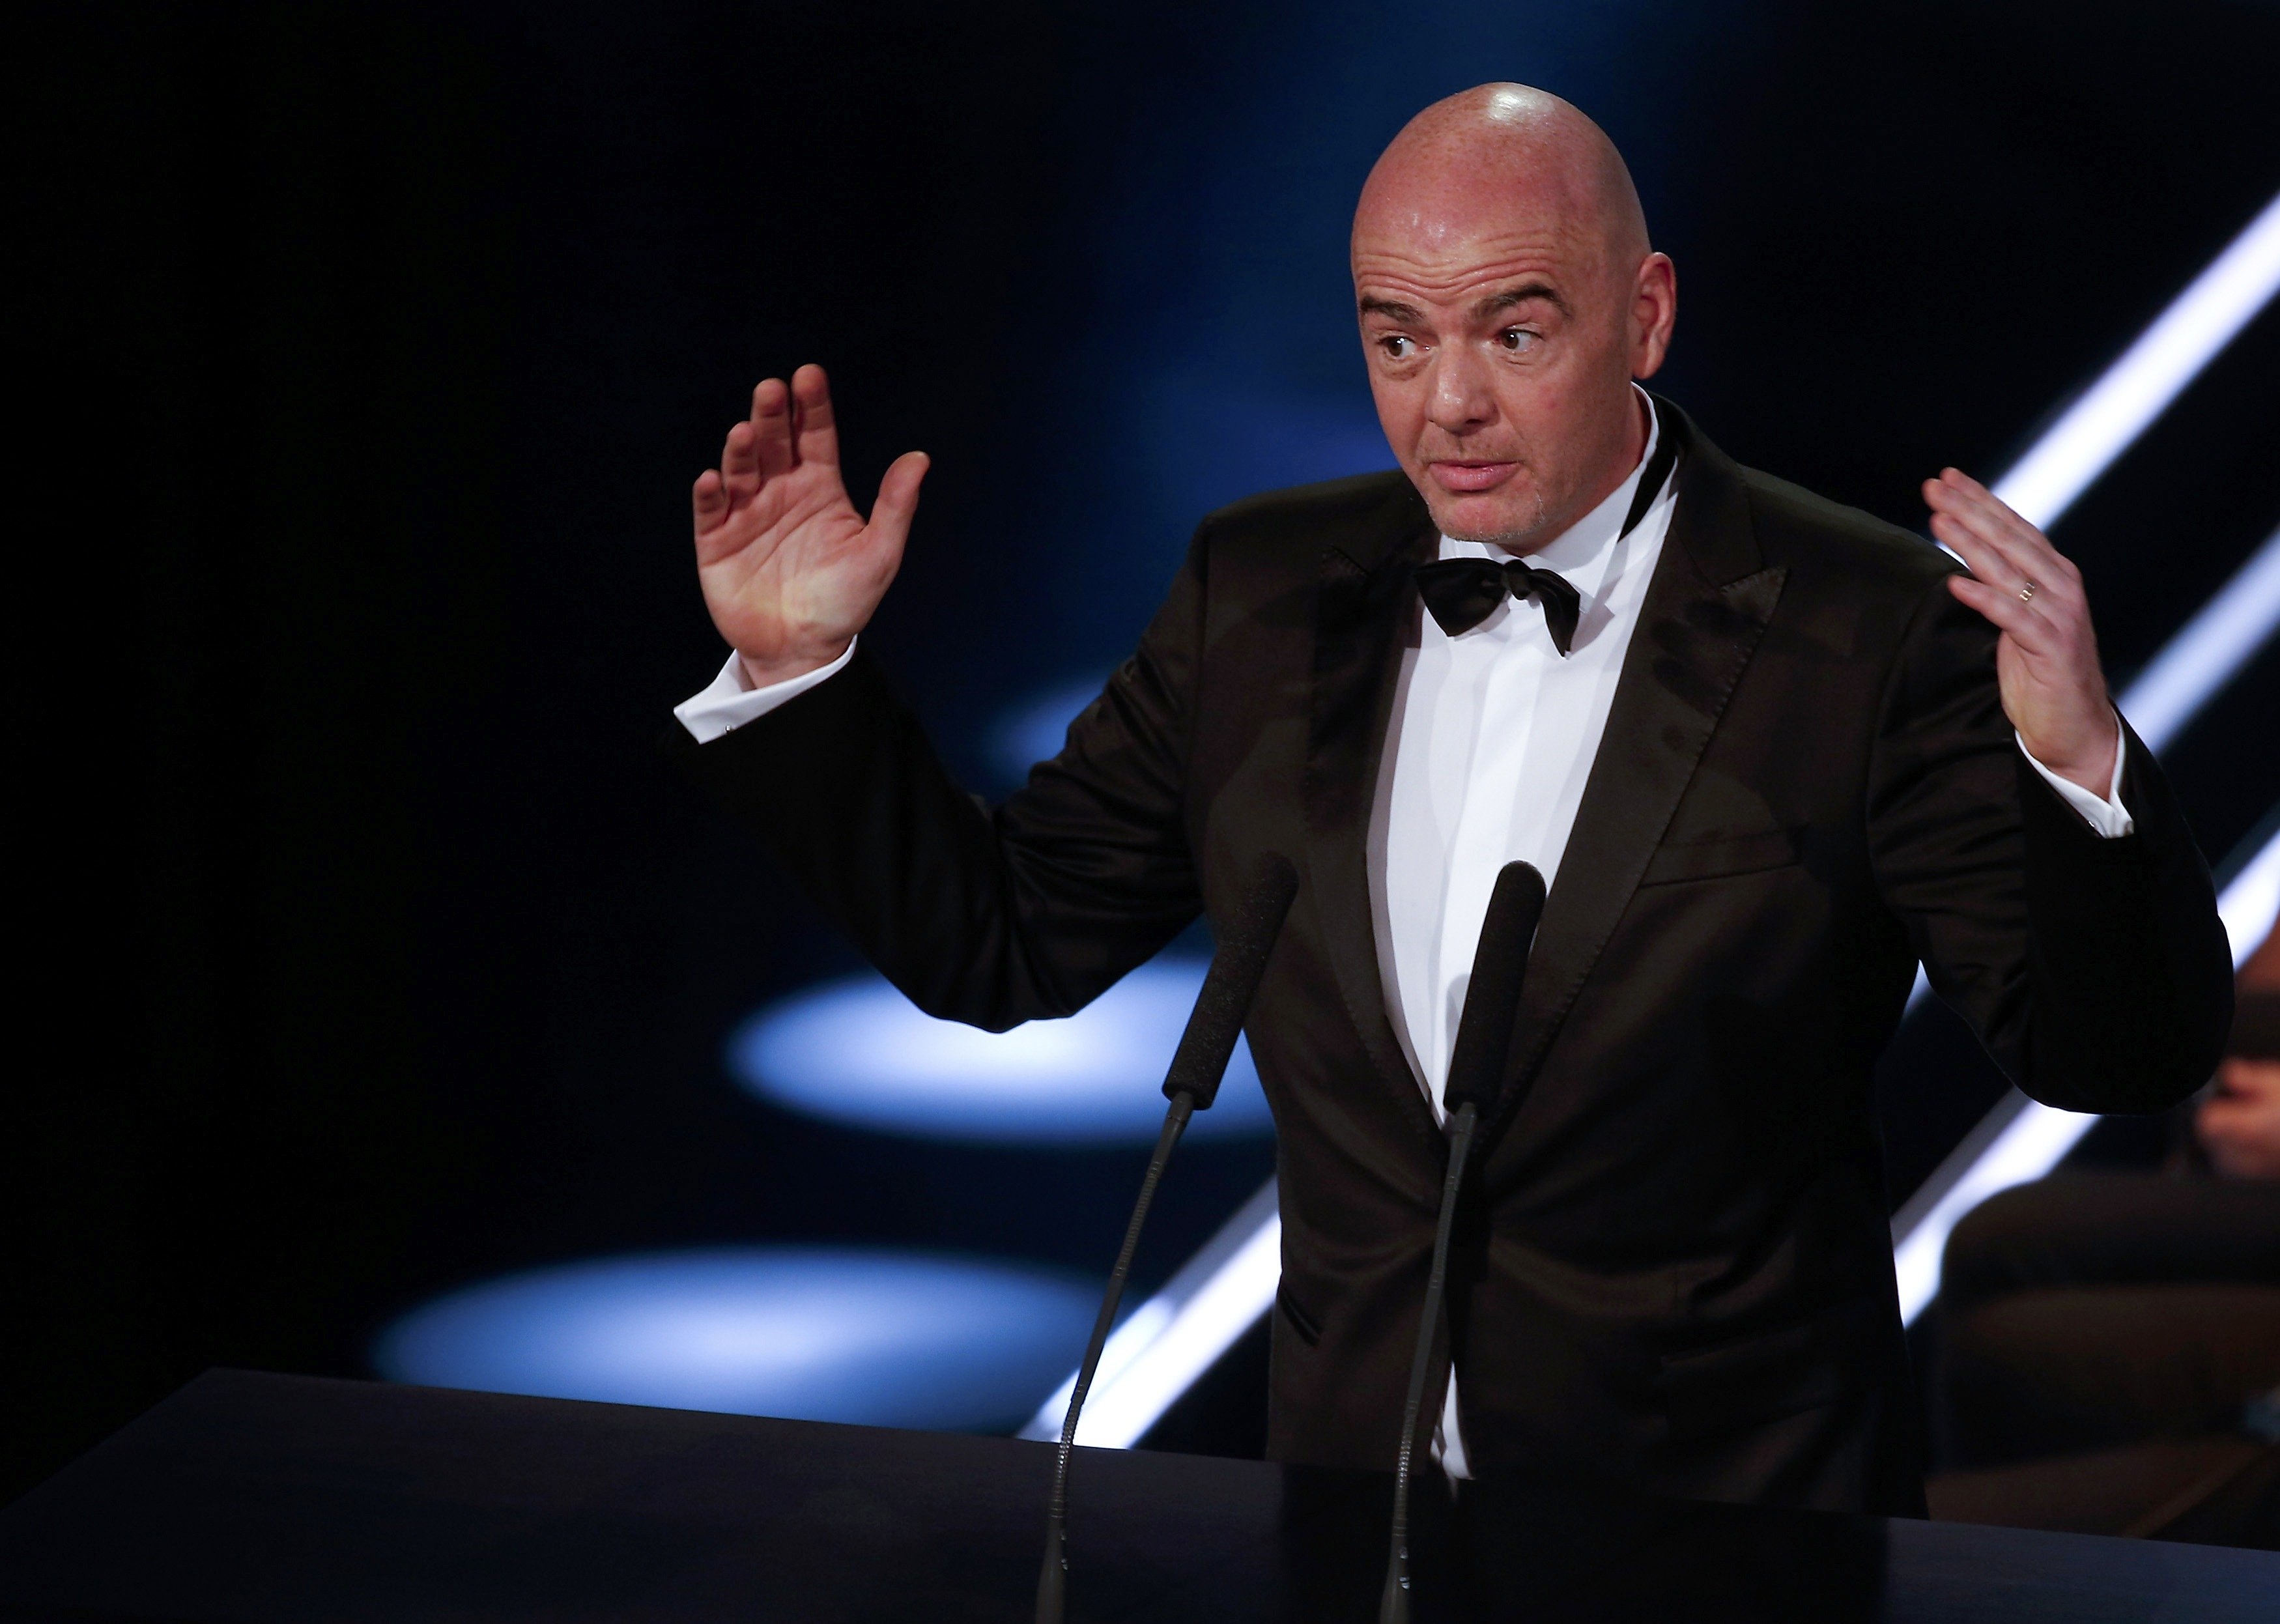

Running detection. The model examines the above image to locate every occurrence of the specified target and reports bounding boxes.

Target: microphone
[1379,860,1545,1624]
[1036,852,1300,1624]
[1440,861,1546,1119]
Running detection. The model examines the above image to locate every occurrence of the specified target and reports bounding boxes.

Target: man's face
[1352,188,1664,549]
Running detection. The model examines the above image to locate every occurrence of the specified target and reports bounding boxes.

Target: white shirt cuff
[672,639,857,744]
[2016,716,2133,838]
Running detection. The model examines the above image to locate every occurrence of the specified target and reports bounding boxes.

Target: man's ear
[1631,252,1675,378]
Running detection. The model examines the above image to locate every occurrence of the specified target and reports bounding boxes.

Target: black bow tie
[1411,418,1680,656]
[1416,556,1584,653]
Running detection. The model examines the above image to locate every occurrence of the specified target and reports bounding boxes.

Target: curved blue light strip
[371,1247,1102,1431]
[729,958,1275,1144]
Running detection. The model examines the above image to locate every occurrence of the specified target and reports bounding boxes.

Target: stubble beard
[1431,480,1554,555]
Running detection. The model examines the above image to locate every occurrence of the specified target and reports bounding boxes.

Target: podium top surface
[1,1369,2272,1622]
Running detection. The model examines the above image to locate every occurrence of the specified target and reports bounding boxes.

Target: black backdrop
[16,0,2280,1502]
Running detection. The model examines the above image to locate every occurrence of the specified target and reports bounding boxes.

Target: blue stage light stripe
[2124,524,2280,754]
[1995,190,2280,531]
[1018,1179,1281,1447]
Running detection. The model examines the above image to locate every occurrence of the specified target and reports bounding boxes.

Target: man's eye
[1498,328,1537,352]
[1380,334,1416,360]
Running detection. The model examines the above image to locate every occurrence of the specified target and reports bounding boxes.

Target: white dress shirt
[1371,403,1678,1119]
[1366,397,1674,1477]
[675,395,2132,1475]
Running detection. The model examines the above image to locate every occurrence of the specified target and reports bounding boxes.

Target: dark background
[14,0,2280,1503]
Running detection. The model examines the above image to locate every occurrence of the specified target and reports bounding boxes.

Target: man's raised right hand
[692,363,929,688]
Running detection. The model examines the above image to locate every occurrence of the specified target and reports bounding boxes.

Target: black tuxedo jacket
[670,399,2232,1515]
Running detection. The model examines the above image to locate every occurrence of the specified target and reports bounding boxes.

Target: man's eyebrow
[1474,282,1568,319]
[1358,294,1426,322]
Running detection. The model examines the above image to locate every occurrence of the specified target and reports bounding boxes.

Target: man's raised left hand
[1924,468,2120,796]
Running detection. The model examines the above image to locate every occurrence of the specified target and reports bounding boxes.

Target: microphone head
[1163,853,1300,1109]
[1441,861,1545,1119]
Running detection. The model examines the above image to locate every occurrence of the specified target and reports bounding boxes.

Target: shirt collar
[1436,386,1668,605]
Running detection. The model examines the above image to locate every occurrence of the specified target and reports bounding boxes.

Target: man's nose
[1425,350,1496,436]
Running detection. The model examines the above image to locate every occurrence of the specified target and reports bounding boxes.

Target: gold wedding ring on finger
[2017,579,2038,603]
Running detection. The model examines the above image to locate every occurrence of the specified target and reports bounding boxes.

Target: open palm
[692,364,929,687]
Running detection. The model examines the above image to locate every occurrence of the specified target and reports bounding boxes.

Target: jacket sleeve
[1864,575,2233,1113]
[658,530,1212,1031]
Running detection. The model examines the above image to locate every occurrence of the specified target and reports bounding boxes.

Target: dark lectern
[1,1370,2272,1621]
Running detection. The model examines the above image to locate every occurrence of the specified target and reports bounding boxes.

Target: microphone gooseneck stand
[1034,1094,1188,1624]
[1379,1095,1477,1624]
[1379,860,1546,1624]
[1036,853,1300,1624]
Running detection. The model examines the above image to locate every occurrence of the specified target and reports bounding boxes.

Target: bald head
[1355,85,1648,276]
[1350,85,1674,550]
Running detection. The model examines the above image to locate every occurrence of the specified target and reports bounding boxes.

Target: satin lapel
[1306,509,1444,1150]
[1483,404,1788,1153]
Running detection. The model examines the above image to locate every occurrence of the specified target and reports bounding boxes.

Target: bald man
[667,86,2231,1515]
